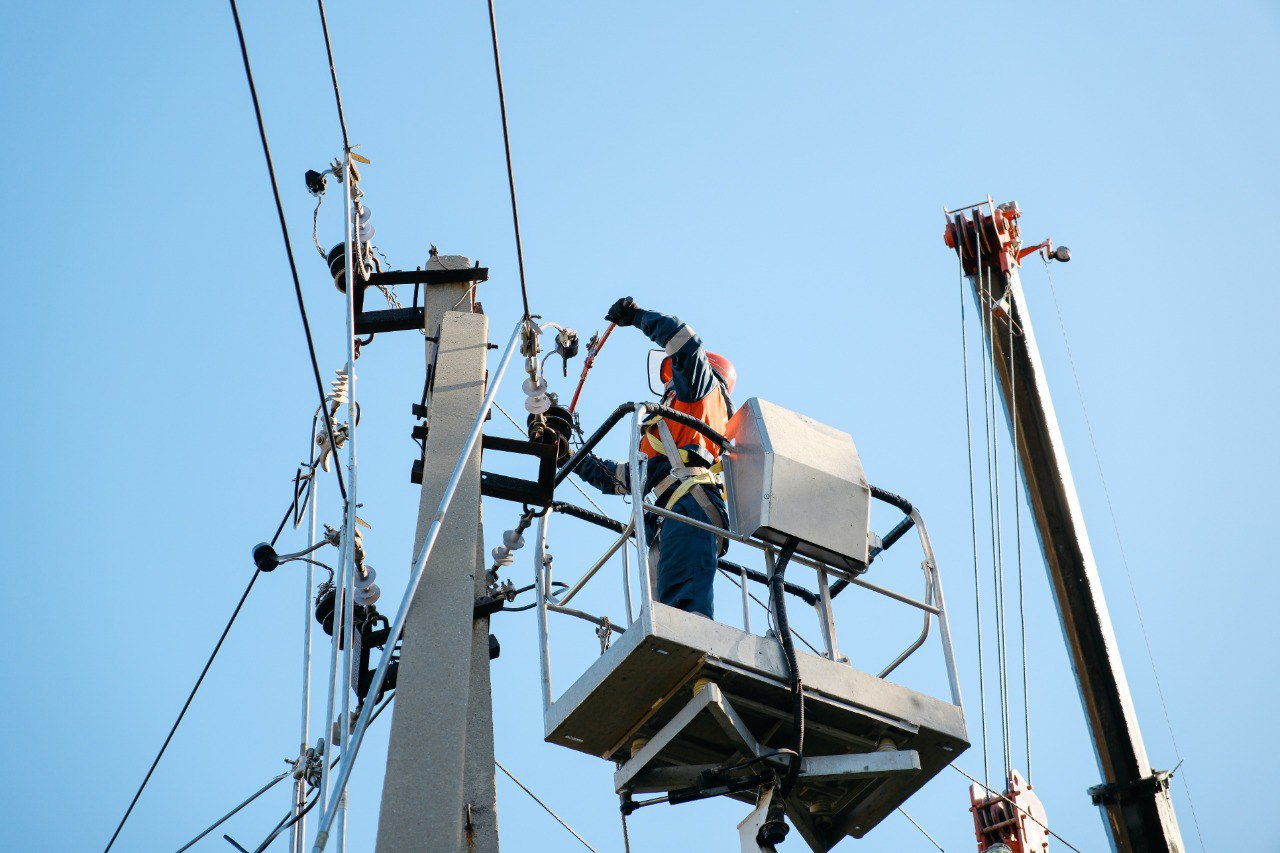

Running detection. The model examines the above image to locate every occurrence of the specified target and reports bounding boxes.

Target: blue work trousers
[647,488,724,619]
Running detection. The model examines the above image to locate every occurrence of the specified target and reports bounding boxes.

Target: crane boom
[946,202,1185,853]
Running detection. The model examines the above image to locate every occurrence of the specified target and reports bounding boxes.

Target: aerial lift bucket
[537,399,969,850]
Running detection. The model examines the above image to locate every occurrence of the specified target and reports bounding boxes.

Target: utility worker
[576,297,736,619]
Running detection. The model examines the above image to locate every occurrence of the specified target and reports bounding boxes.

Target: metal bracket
[1088,770,1173,806]
[353,267,489,335]
[614,683,761,794]
[614,682,921,796]
[478,435,558,506]
[411,433,558,506]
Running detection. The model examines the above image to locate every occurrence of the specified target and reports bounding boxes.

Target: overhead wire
[227,0,347,503]
[175,771,291,852]
[897,807,946,851]
[104,401,328,852]
[314,0,351,154]
[496,759,597,852]
[484,0,532,318]
[1040,257,1206,849]
[101,500,288,853]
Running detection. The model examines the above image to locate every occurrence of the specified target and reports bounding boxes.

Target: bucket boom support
[945,202,1184,853]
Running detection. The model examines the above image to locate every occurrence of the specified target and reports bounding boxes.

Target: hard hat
[650,351,737,395]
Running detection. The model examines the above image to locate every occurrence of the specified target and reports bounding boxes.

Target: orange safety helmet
[654,351,737,395]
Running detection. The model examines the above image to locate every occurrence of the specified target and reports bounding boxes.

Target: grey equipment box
[723,398,872,571]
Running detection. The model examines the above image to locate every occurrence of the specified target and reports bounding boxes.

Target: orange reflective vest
[642,385,731,462]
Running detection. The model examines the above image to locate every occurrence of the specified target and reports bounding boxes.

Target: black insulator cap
[305,169,327,196]
[530,405,575,464]
[314,587,336,635]
[252,542,280,573]
[327,243,347,292]
[758,819,789,845]
[1052,245,1072,263]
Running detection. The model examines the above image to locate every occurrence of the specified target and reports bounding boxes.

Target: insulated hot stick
[568,322,615,413]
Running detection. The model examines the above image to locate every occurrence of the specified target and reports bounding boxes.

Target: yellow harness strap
[644,425,724,509]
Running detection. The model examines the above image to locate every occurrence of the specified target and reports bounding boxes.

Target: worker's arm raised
[634,308,715,403]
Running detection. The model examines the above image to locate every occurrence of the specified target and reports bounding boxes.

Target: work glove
[605,296,640,327]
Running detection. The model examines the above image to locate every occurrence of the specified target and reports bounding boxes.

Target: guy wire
[1041,257,1205,848]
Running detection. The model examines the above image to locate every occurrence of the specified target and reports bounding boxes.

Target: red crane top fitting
[943,198,1066,275]
[968,769,1051,853]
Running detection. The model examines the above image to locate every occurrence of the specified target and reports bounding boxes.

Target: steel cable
[978,264,1012,780]
[101,504,284,852]
[897,807,946,851]
[1040,257,1206,849]
[484,0,532,318]
[1009,284,1031,783]
[496,760,597,852]
[227,0,347,503]
[103,458,316,851]
[314,0,351,155]
[175,771,291,852]
[956,225,990,789]
[950,763,1085,853]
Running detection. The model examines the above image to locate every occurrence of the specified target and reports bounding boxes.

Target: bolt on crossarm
[944,199,1185,852]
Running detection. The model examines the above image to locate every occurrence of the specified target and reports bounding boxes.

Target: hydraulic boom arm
[945,201,1184,853]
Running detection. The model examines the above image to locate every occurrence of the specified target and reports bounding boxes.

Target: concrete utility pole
[375,254,499,852]
[948,206,1185,852]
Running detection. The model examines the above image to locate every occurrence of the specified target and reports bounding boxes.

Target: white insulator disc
[356,565,377,587]
[356,584,381,606]
[503,530,525,550]
[492,546,508,562]
[522,376,548,396]
[525,395,551,414]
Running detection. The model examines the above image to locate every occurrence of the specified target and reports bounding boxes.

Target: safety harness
[642,384,733,555]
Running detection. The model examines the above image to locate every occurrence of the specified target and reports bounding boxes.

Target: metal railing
[533,402,964,712]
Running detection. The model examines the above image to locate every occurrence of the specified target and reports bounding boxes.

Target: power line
[495,759,596,852]
[314,0,351,154]
[228,0,347,503]
[176,771,291,852]
[102,449,312,850]
[102,550,272,850]
[897,807,945,851]
[484,0,532,318]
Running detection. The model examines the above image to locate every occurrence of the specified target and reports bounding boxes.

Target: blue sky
[4,2,1277,851]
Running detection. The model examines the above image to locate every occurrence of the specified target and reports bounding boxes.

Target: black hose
[878,514,917,552]
[555,403,731,487]
[830,485,918,599]
[721,558,819,607]
[870,484,913,515]
[769,536,804,797]
[552,501,627,533]
[555,404,639,486]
